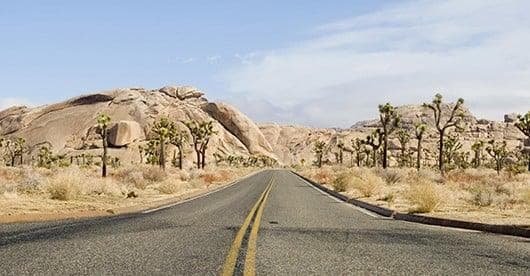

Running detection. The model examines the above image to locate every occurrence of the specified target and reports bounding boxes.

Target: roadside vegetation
[302,94,529,225]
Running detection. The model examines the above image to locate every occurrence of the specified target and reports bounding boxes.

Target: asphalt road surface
[0,170,528,275]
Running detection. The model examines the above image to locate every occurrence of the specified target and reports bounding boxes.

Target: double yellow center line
[221,176,274,276]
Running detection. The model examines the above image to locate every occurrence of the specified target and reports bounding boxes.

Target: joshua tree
[37,146,53,168]
[313,140,326,168]
[471,140,485,168]
[378,103,400,169]
[351,138,363,167]
[336,140,344,165]
[515,111,530,171]
[486,140,509,175]
[170,129,189,170]
[396,129,410,167]
[442,134,463,169]
[97,114,111,177]
[152,117,177,170]
[423,93,465,176]
[145,140,160,165]
[186,121,216,169]
[3,138,26,166]
[362,129,383,167]
[414,123,427,171]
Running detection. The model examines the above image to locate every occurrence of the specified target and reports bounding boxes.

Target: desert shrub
[405,180,443,213]
[506,164,527,178]
[15,168,44,195]
[88,179,126,197]
[177,170,191,181]
[412,169,444,184]
[157,179,185,194]
[0,181,15,195]
[200,169,233,185]
[312,168,334,184]
[46,170,84,200]
[470,187,493,207]
[0,167,19,182]
[494,194,518,210]
[332,173,349,192]
[201,173,217,184]
[377,169,403,185]
[493,183,512,196]
[114,166,148,189]
[188,178,206,189]
[352,171,382,197]
[142,166,167,182]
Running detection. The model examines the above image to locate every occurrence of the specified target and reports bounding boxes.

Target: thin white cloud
[220,0,530,127]
[207,55,222,64]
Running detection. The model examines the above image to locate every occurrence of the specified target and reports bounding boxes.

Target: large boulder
[203,102,275,157]
[107,121,145,147]
[159,86,204,100]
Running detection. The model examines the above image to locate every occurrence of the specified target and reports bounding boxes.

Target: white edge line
[291,171,383,219]
[142,169,266,214]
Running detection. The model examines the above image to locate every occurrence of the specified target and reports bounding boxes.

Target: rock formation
[0,86,277,168]
[0,85,527,168]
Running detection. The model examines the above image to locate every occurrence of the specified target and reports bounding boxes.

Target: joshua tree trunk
[317,154,322,168]
[201,149,206,169]
[416,139,422,171]
[196,149,201,169]
[373,151,377,167]
[159,139,166,170]
[438,130,445,176]
[102,127,108,177]
[178,147,183,170]
[382,127,389,169]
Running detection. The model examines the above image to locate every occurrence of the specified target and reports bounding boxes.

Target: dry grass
[46,169,84,200]
[332,173,349,192]
[297,165,530,225]
[0,164,258,217]
[522,187,530,205]
[157,179,186,194]
[405,179,444,213]
[141,166,167,182]
[353,171,383,198]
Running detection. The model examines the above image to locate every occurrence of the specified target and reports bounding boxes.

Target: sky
[1,0,529,128]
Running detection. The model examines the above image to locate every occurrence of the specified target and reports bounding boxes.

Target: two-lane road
[0,170,528,275]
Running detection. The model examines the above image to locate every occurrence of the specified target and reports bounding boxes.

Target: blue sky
[1,0,529,127]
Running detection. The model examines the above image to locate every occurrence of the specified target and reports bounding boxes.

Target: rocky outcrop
[203,102,274,157]
[159,86,204,100]
[260,104,527,166]
[108,121,145,147]
[0,85,277,167]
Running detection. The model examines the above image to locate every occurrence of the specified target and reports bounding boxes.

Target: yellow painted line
[221,178,273,276]
[243,179,274,276]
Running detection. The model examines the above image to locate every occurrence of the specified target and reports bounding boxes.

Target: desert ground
[0,164,256,222]
[298,166,530,226]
